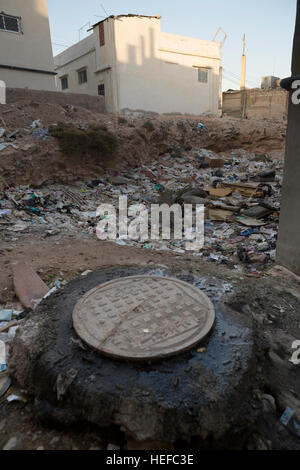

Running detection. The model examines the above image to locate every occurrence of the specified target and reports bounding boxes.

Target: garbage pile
[0,144,282,274]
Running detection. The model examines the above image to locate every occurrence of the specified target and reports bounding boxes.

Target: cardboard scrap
[204,187,233,197]
[221,182,263,198]
[205,156,225,168]
[209,209,234,222]
[12,262,49,309]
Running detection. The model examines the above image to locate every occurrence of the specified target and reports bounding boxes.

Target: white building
[54,14,222,115]
[0,0,56,91]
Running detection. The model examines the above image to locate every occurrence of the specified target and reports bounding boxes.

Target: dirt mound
[0,101,287,188]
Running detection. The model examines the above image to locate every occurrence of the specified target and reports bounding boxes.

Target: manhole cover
[72,276,215,361]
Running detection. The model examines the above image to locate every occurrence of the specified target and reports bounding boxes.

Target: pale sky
[47,0,297,91]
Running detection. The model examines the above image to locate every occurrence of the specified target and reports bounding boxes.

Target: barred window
[98,84,105,96]
[0,13,20,33]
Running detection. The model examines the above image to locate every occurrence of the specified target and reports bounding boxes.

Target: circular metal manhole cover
[72,276,215,361]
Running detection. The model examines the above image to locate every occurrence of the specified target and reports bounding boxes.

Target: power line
[100,3,109,17]
[52,40,69,47]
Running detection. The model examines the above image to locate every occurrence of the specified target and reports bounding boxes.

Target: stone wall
[6,88,106,114]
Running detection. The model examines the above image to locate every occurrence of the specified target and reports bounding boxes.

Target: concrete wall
[54,15,221,115]
[6,88,106,113]
[223,88,288,120]
[276,0,300,275]
[0,0,55,90]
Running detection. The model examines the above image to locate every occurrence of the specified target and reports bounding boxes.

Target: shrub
[49,122,117,157]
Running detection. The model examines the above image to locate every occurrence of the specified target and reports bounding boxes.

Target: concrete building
[0,0,56,90]
[54,14,222,115]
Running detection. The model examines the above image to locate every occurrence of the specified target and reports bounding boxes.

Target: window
[78,69,87,85]
[60,76,68,90]
[0,13,20,33]
[99,23,105,47]
[98,84,105,96]
[197,67,209,83]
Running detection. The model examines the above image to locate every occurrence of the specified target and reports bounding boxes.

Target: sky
[47,0,297,91]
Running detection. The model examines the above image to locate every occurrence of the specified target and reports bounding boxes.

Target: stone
[242,205,274,219]
[179,195,209,205]
[253,170,276,182]
[108,176,128,185]
[262,394,277,413]
[3,436,18,450]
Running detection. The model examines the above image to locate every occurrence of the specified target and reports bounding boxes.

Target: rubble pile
[0,143,282,274]
[0,101,285,188]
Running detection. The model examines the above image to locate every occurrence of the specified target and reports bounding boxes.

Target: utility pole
[240,34,246,90]
[277,0,300,274]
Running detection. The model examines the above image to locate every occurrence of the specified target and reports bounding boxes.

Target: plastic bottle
[0,340,6,372]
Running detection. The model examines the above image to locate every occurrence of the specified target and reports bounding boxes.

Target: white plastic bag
[0,340,6,372]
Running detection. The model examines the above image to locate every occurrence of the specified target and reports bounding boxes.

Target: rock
[242,205,274,219]
[181,188,208,199]
[253,170,276,182]
[179,195,209,205]
[107,443,121,450]
[56,368,78,401]
[50,436,61,445]
[247,433,272,450]
[262,394,277,413]
[3,436,18,450]
[251,154,272,163]
[248,253,267,264]
[108,176,128,185]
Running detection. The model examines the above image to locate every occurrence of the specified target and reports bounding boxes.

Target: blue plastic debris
[0,310,13,322]
[241,229,254,237]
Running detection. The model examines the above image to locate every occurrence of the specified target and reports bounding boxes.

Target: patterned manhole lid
[72,276,215,361]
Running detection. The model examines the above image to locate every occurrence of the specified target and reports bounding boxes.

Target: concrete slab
[12,262,49,309]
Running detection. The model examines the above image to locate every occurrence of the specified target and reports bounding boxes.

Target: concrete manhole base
[9,267,257,444]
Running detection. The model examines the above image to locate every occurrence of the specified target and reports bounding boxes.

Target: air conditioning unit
[261,76,281,89]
